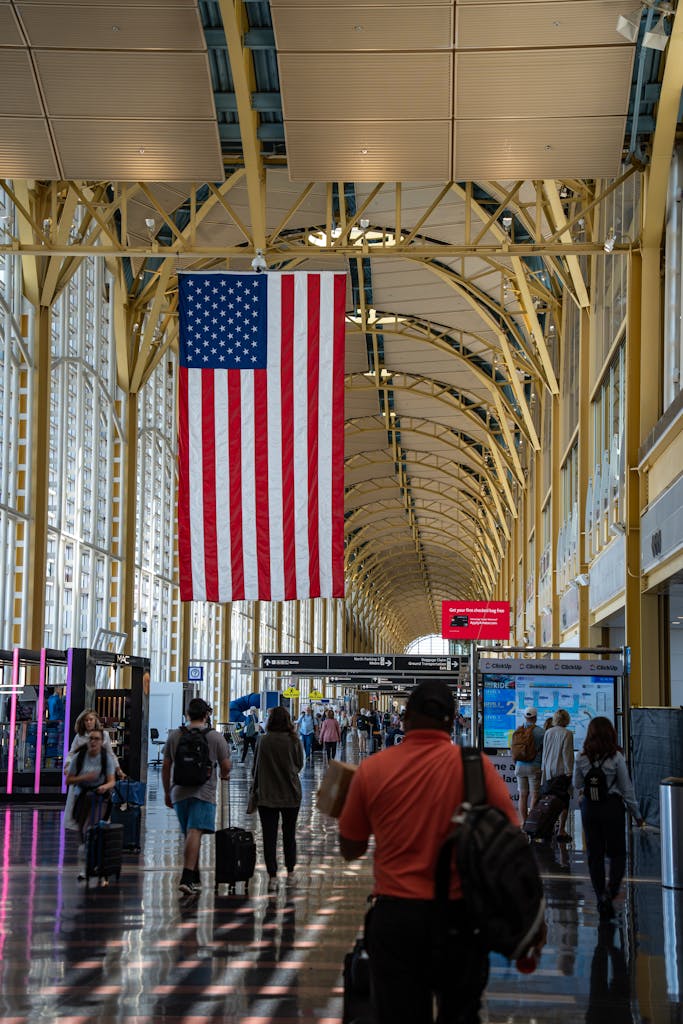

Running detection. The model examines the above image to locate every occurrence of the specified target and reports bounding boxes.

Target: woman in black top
[253,706,304,887]
[573,717,643,919]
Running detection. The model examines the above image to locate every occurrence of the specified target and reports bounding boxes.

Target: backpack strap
[460,746,487,808]
[434,747,486,906]
[74,743,86,776]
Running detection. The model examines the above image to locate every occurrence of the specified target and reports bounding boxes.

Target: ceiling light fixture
[603,227,617,253]
[502,215,513,231]
[616,12,640,41]
[359,217,370,229]
[138,147,146,154]
[643,14,669,48]
[610,520,627,536]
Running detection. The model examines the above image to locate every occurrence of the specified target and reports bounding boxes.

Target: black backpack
[75,744,108,788]
[583,758,609,802]
[173,726,214,787]
[435,747,545,960]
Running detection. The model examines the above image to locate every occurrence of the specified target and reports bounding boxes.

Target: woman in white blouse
[540,708,574,841]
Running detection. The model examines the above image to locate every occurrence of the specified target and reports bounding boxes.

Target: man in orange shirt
[338,680,519,1024]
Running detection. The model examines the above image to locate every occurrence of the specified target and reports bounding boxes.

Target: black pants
[324,741,337,760]
[365,898,488,1024]
[257,805,299,876]
[241,734,257,761]
[581,795,627,898]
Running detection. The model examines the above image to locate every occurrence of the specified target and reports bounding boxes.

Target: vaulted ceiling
[0,0,672,646]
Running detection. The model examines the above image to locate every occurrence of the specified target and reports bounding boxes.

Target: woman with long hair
[540,708,574,841]
[63,709,122,831]
[253,705,304,887]
[573,716,643,918]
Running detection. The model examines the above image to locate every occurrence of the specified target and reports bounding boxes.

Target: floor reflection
[0,754,680,1024]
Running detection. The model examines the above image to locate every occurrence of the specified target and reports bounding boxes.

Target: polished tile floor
[0,740,681,1023]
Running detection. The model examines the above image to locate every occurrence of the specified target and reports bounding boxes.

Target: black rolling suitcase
[523,794,564,842]
[82,794,123,888]
[214,782,256,891]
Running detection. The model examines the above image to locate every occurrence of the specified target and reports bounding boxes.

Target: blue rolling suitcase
[110,779,145,852]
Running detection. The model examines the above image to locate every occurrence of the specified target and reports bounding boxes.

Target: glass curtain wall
[0,198,33,648]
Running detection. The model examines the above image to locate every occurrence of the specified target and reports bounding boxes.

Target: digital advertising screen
[482,673,616,751]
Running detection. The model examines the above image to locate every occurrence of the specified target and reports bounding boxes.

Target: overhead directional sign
[261,653,464,676]
[328,654,394,671]
[261,654,328,671]
[393,655,452,672]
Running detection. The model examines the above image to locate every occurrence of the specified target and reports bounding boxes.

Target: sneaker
[179,879,200,896]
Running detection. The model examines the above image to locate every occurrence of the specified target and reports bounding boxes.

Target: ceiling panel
[51,119,224,181]
[456,48,634,118]
[16,5,206,50]
[0,50,43,115]
[279,53,452,121]
[272,5,452,51]
[457,2,635,49]
[0,116,60,176]
[35,51,216,119]
[454,116,626,178]
[0,5,23,44]
[285,121,451,182]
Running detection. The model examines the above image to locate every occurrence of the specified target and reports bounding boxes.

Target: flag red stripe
[227,371,245,600]
[201,371,219,601]
[177,366,193,600]
[331,274,346,596]
[307,274,321,595]
[253,368,271,600]
[280,276,297,599]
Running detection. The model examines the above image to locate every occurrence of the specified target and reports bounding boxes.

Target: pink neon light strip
[6,647,20,795]
[34,648,47,794]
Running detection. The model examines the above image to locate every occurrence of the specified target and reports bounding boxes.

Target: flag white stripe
[188,371,206,600]
[317,274,334,596]
[267,275,285,601]
[214,373,232,602]
[241,371,258,599]
[292,276,310,594]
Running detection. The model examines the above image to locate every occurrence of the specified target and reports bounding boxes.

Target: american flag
[177,270,346,602]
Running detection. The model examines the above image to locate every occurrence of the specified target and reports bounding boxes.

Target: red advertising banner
[441,601,510,641]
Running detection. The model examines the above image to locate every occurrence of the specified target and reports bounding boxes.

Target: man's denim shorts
[173,797,216,834]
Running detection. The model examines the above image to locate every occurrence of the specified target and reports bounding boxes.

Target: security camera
[251,249,267,272]
[141,623,148,633]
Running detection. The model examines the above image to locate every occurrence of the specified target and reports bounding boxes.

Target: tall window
[46,258,124,648]
[0,199,33,647]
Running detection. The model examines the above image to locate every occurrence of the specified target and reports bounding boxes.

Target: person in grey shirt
[253,705,304,888]
[541,709,575,841]
[573,716,643,919]
[163,698,231,896]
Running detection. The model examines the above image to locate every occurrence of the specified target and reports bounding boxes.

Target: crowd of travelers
[62,683,645,1022]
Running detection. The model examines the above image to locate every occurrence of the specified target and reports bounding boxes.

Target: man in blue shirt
[515,707,545,824]
[296,706,316,764]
